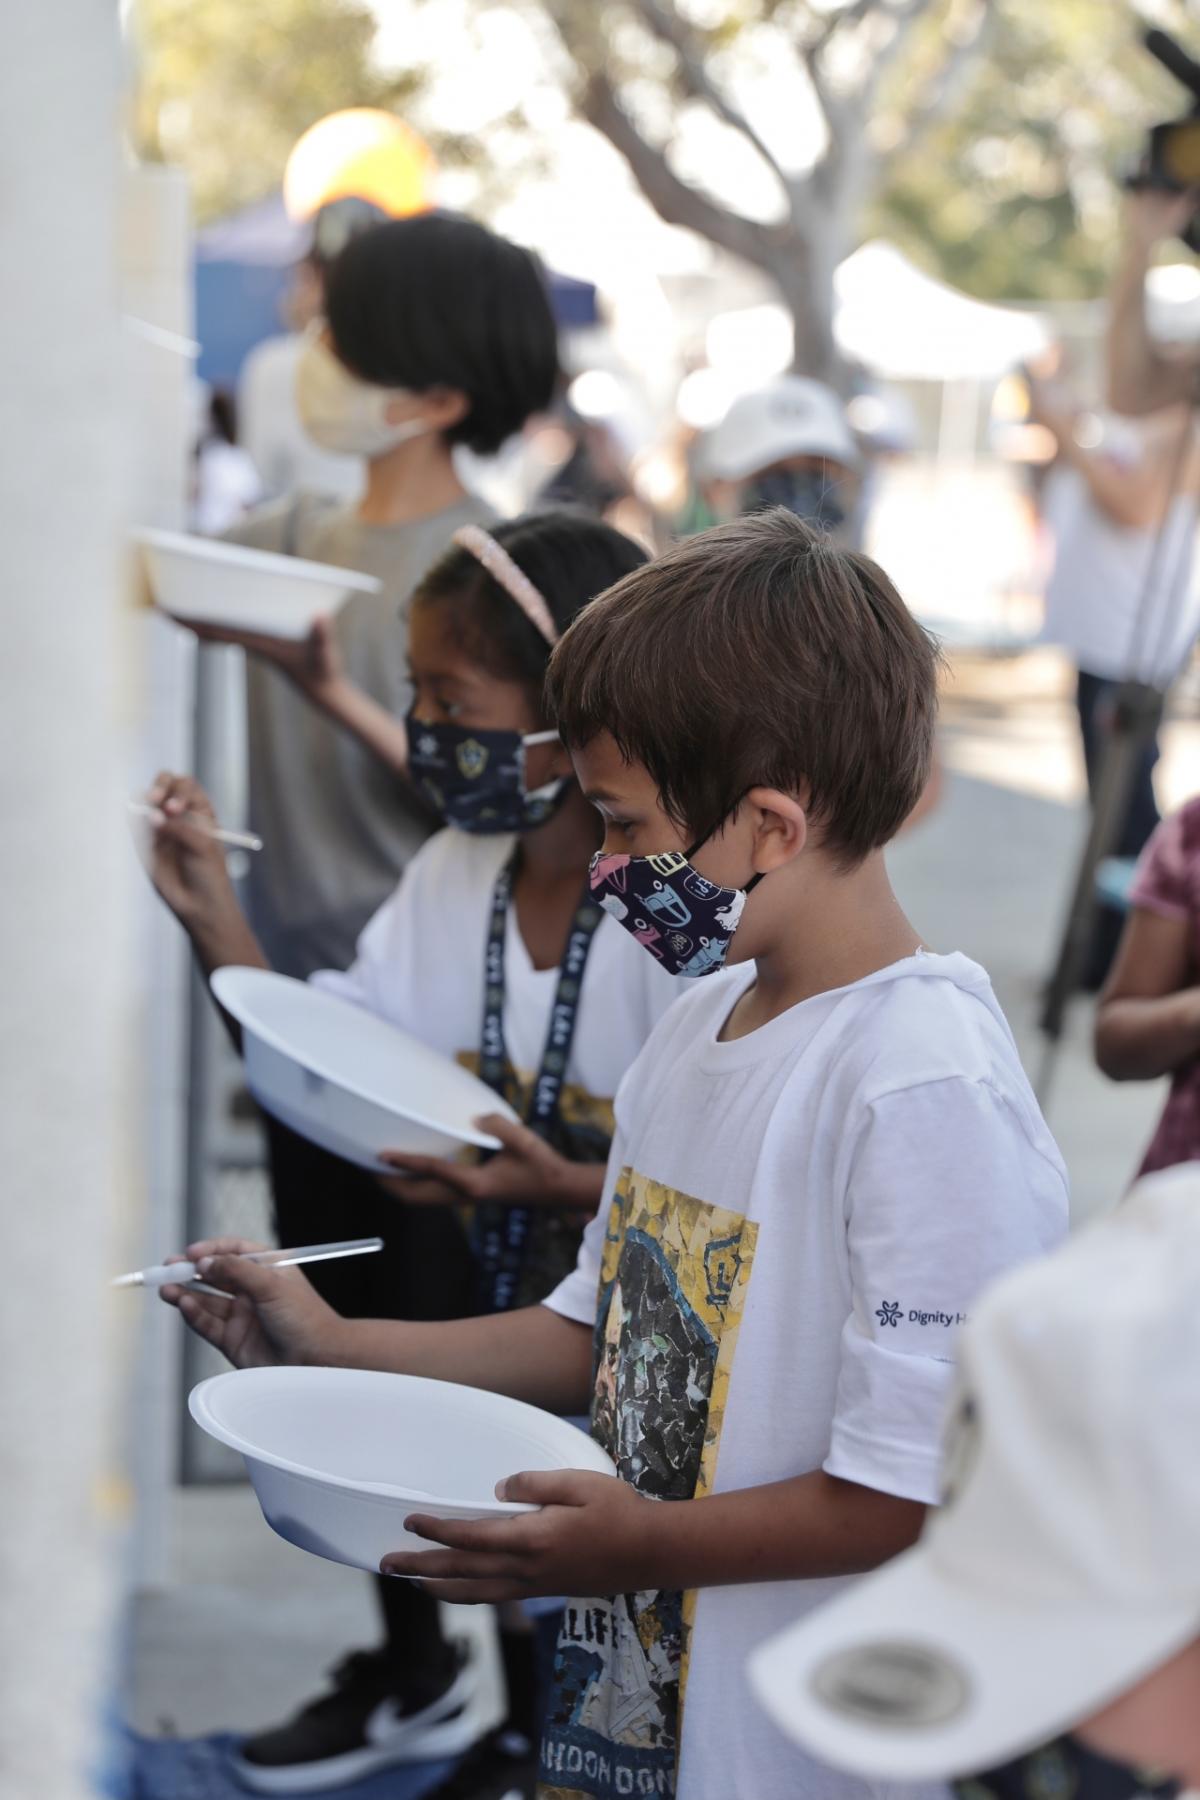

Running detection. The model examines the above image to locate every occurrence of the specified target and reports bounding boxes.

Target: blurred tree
[132,0,427,222]
[527,0,1198,379]
[532,0,999,384]
[869,0,1192,302]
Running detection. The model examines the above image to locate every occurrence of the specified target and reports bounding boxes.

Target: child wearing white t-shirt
[144,513,676,1796]
[162,510,1069,1800]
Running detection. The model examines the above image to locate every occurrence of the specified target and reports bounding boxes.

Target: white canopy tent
[834,239,1052,381]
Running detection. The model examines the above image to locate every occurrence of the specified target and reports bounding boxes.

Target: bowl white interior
[190,1367,613,1509]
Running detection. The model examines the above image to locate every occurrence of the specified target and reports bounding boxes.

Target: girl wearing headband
[142,511,682,1800]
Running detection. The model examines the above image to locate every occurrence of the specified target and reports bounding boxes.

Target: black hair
[413,511,648,716]
[207,387,238,446]
[323,213,560,455]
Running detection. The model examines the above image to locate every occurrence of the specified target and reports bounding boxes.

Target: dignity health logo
[876,1301,967,1330]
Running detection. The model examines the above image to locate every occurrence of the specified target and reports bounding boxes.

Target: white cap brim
[748,1540,1200,1783]
[698,419,859,482]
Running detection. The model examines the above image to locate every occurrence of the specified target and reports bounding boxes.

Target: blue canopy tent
[195,192,598,388]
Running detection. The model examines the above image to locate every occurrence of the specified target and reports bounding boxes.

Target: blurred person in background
[845,382,919,549]
[189,384,262,536]
[680,374,860,542]
[1096,791,1200,1183]
[1109,189,1200,417]
[221,213,559,980]
[185,212,558,1791]
[238,196,387,503]
[1031,363,1200,985]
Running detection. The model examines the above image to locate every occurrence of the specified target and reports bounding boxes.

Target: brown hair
[544,508,939,865]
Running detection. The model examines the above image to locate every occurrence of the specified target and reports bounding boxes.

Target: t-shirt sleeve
[308,883,404,1016]
[825,1077,1068,1505]
[1129,807,1193,922]
[540,1131,625,1325]
[307,836,443,1026]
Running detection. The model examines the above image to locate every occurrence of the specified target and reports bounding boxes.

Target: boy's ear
[746,786,808,871]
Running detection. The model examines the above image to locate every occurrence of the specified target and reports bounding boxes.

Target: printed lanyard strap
[474,852,604,1311]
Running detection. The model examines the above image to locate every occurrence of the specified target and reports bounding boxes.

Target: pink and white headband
[453,525,559,646]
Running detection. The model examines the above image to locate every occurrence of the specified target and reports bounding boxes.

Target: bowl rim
[133,525,382,594]
[210,966,516,1151]
[188,1368,615,1511]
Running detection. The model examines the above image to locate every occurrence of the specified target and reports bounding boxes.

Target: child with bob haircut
[164,509,1068,1800]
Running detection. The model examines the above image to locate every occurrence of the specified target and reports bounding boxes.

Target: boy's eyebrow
[580,785,624,805]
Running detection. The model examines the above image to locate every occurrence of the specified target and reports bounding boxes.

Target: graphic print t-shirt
[541,953,1069,1800]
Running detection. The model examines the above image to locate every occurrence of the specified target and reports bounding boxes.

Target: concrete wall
[0,7,132,1795]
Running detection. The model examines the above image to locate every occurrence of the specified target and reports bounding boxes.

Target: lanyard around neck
[473,850,604,1313]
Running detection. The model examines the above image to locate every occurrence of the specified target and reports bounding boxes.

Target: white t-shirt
[1040,418,1200,685]
[543,951,1069,1800]
[312,826,682,1131]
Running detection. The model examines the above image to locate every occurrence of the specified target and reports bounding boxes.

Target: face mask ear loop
[684,825,765,893]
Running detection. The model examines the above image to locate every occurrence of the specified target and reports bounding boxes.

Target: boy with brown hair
[165,509,1068,1799]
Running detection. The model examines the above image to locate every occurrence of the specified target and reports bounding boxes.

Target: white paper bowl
[135,525,381,640]
[189,1366,616,1572]
[211,966,519,1171]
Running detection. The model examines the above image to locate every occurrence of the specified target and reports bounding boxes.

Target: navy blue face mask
[406,712,569,835]
[743,466,847,532]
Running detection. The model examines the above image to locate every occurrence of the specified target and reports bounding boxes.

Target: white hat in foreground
[696,376,859,482]
[749,1164,1200,1783]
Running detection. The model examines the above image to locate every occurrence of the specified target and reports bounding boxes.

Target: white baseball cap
[696,376,859,482]
[748,1164,1200,1784]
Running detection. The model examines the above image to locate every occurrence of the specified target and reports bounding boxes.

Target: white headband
[453,525,560,646]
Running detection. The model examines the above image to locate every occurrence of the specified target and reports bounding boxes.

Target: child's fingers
[173,1292,232,1347]
[380,1545,521,1582]
[184,1235,270,1261]
[497,1468,612,1507]
[197,1253,293,1307]
[402,1512,525,1551]
[473,1115,542,1159]
[160,1282,233,1317]
[378,1152,482,1199]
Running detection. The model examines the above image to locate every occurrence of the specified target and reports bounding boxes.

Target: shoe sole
[228,1668,496,1795]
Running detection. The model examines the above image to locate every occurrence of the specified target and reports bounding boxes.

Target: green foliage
[868,0,1195,301]
[131,0,425,222]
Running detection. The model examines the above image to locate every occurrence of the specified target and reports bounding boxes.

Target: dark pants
[266,1117,480,1679]
[1075,670,1162,988]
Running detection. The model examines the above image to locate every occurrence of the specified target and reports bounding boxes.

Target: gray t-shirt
[224,490,496,977]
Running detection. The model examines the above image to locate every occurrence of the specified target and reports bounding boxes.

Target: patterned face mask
[406,713,569,835]
[588,837,762,978]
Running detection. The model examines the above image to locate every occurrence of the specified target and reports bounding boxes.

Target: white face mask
[294,329,430,458]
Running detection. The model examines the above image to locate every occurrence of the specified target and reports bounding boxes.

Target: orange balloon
[284,109,435,221]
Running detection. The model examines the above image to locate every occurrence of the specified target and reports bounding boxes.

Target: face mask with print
[406,713,570,835]
[588,835,762,978]
[294,330,431,458]
[742,466,846,532]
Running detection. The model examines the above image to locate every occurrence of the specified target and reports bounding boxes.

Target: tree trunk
[766,221,845,391]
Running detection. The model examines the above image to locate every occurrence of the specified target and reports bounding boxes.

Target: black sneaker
[422,1727,538,1800]
[230,1645,481,1794]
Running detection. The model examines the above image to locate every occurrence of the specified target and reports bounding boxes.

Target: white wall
[0,7,132,1795]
